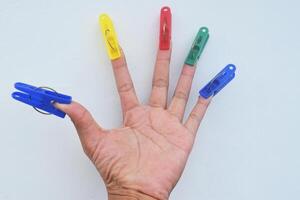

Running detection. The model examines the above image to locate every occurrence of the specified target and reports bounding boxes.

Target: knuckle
[181,66,195,77]
[118,82,133,93]
[156,57,170,64]
[189,112,200,122]
[149,102,162,108]
[74,108,94,132]
[174,90,188,100]
[75,108,88,125]
[153,78,168,88]
[198,98,210,108]
[168,110,182,121]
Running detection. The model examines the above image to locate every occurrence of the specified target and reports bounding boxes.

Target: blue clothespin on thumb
[200,64,236,99]
[12,82,72,118]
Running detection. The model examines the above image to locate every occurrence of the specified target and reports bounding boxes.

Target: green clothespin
[185,27,209,66]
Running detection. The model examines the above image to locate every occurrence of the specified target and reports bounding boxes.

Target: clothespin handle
[185,27,209,66]
[12,82,72,118]
[99,14,121,60]
[159,6,172,50]
[199,64,236,99]
[14,82,71,104]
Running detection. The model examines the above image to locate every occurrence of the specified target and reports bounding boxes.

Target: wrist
[108,187,165,200]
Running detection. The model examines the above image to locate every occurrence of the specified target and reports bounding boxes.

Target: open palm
[57,48,210,200]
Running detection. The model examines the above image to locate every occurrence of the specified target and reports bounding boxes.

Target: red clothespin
[159,6,172,50]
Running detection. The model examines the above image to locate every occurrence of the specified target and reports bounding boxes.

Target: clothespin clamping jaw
[99,14,121,60]
[12,82,72,118]
[199,64,236,99]
[185,27,209,66]
[159,6,172,50]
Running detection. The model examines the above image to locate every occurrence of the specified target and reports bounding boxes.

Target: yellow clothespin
[99,14,121,60]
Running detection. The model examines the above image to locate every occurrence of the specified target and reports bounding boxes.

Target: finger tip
[54,101,77,112]
[199,96,213,104]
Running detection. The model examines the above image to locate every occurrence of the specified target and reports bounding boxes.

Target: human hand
[56,47,211,200]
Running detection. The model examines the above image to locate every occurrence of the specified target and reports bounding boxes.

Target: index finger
[111,49,140,115]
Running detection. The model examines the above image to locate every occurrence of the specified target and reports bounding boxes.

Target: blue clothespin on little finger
[12,82,72,118]
[199,64,236,99]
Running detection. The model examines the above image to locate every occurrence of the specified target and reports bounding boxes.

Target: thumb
[55,101,105,142]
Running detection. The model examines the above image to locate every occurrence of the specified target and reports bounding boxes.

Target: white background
[1,0,300,199]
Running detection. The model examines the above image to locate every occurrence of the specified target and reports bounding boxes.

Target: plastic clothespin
[11,82,72,118]
[99,14,121,60]
[159,6,172,50]
[199,64,236,99]
[185,27,209,66]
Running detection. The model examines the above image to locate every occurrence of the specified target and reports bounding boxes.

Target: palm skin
[56,49,211,199]
[90,105,195,199]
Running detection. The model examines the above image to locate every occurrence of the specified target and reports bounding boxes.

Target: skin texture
[56,47,211,200]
